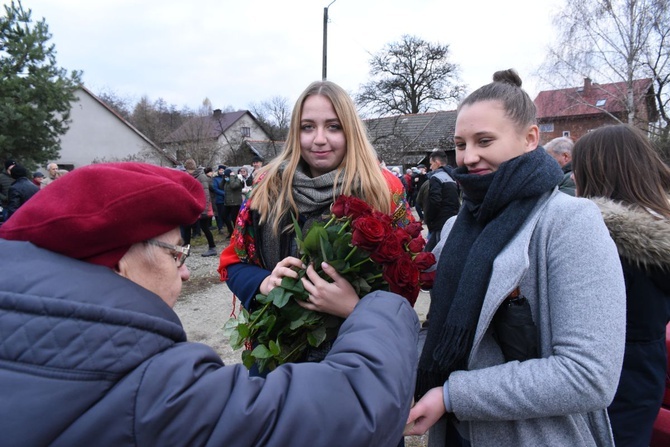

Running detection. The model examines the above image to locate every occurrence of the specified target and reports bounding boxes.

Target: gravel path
[173,232,430,446]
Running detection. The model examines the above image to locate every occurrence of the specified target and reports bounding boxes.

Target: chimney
[583,77,592,92]
[213,109,222,118]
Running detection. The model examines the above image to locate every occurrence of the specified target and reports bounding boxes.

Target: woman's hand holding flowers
[260,256,305,295]
[298,262,360,318]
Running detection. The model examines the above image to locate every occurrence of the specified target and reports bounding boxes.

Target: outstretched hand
[298,262,360,318]
[403,387,446,436]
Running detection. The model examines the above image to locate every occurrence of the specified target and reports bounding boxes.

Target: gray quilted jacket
[0,240,419,446]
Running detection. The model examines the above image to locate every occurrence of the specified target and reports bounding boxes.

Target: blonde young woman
[218,80,412,362]
[572,124,670,447]
[405,70,626,446]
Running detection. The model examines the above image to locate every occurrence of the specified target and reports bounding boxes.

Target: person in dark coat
[0,162,419,447]
[572,124,670,447]
[423,151,460,251]
[412,165,428,220]
[221,168,243,238]
[0,159,15,221]
[6,164,39,219]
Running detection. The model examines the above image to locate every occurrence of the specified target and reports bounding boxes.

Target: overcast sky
[20,0,565,112]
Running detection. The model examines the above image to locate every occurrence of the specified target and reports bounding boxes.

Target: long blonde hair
[251,81,390,234]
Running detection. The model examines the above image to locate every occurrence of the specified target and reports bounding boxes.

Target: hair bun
[492,69,522,87]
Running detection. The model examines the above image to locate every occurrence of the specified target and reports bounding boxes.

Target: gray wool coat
[429,189,626,446]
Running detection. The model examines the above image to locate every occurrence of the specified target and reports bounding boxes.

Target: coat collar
[591,197,670,271]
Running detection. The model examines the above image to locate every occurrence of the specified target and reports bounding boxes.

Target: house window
[539,123,554,133]
[595,99,607,107]
[562,131,571,137]
[241,127,251,137]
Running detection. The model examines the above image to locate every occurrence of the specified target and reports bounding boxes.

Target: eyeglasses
[147,240,190,267]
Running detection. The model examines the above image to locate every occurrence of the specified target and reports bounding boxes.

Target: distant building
[534,77,658,143]
[365,111,457,168]
[164,109,270,166]
[240,139,284,162]
[51,87,176,171]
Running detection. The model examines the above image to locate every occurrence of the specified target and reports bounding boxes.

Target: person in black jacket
[0,162,419,447]
[6,164,39,219]
[572,124,670,447]
[423,151,460,251]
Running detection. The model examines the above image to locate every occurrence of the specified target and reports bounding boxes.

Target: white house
[50,87,175,170]
[164,109,271,167]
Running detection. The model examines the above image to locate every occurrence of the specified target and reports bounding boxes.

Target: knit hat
[10,164,28,179]
[0,162,205,268]
[223,168,232,176]
[217,164,226,171]
[4,159,16,170]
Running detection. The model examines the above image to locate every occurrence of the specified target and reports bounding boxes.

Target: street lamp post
[322,0,337,80]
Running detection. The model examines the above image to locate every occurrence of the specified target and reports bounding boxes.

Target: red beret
[0,162,205,268]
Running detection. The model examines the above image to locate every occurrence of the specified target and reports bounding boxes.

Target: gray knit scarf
[415,147,563,400]
[260,162,342,269]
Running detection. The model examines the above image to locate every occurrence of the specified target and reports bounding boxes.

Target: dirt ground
[173,232,430,446]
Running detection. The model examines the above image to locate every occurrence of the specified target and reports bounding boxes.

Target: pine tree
[0,0,82,167]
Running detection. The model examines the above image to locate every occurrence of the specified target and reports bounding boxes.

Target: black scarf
[415,147,563,399]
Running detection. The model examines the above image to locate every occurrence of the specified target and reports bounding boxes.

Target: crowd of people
[0,160,64,224]
[0,70,668,446]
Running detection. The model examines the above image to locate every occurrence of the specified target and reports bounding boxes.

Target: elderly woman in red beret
[0,162,418,446]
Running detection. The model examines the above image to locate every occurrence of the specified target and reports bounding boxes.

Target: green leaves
[224,209,394,374]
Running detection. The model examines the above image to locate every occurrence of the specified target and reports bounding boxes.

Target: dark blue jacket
[592,198,670,447]
[7,177,39,218]
[212,175,226,204]
[0,239,419,447]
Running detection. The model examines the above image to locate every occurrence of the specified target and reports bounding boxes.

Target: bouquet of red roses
[223,195,436,372]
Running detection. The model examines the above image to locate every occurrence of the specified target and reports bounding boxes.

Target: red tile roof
[534,78,653,119]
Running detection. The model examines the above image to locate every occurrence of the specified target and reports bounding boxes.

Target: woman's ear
[524,124,540,152]
[115,256,130,278]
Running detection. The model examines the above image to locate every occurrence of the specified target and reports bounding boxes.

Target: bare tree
[169,101,220,167]
[539,0,669,143]
[130,96,190,146]
[356,35,466,117]
[97,89,133,121]
[249,95,291,141]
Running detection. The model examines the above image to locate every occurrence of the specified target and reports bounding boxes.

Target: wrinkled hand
[298,262,360,318]
[403,387,446,436]
[259,256,305,295]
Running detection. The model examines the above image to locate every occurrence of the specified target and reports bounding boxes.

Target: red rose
[371,231,405,264]
[371,210,393,228]
[383,254,420,305]
[332,196,372,220]
[413,252,436,271]
[407,235,426,254]
[419,270,436,289]
[394,228,412,246]
[345,197,373,219]
[404,221,423,238]
[330,195,349,218]
[351,215,388,252]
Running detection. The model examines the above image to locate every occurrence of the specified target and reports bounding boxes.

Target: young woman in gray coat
[404,70,626,446]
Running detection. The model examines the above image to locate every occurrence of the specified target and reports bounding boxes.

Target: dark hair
[429,150,448,165]
[10,164,28,179]
[204,167,213,174]
[457,69,536,130]
[572,124,670,218]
